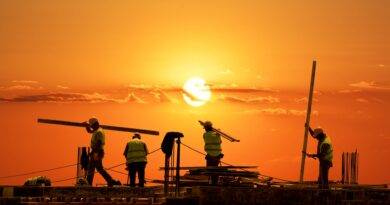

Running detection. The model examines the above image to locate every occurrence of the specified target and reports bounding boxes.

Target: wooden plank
[299,60,317,183]
[37,118,159,136]
[159,166,258,170]
[198,120,240,142]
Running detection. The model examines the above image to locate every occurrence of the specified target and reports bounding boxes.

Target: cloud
[0,92,146,104]
[212,87,275,93]
[219,95,280,104]
[338,89,362,93]
[0,85,38,90]
[356,98,369,103]
[150,89,178,103]
[294,97,319,103]
[123,84,276,94]
[56,85,69,90]
[242,108,318,116]
[11,80,38,84]
[349,81,390,90]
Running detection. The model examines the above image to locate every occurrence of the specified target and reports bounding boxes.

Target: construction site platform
[1,184,389,205]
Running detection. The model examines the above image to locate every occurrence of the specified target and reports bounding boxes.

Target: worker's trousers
[87,151,115,186]
[318,160,332,189]
[127,162,147,187]
[206,154,223,185]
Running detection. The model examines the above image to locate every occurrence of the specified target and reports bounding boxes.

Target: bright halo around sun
[182,77,211,107]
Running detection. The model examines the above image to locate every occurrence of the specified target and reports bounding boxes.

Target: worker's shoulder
[204,131,219,137]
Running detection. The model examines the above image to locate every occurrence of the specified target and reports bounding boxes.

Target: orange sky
[0,0,389,185]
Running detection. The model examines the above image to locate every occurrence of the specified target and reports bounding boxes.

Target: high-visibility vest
[203,131,222,157]
[319,136,333,162]
[91,128,105,150]
[126,139,147,163]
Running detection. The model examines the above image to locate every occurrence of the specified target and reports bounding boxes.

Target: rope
[52,146,161,184]
[148,147,161,155]
[0,163,78,179]
[181,142,294,183]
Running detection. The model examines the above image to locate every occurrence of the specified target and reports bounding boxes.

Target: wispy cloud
[294,97,318,103]
[338,89,362,93]
[356,98,369,103]
[349,81,390,90]
[218,95,280,104]
[11,80,38,84]
[150,89,179,103]
[123,84,275,94]
[242,108,318,116]
[0,85,42,91]
[0,92,146,104]
[57,85,69,90]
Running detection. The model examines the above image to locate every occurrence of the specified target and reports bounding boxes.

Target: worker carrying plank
[202,121,224,185]
[84,117,121,187]
[303,123,333,189]
[123,133,148,187]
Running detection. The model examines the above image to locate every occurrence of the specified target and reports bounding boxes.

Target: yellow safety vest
[203,131,222,157]
[126,139,147,163]
[319,136,333,163]
[91,128,105,150]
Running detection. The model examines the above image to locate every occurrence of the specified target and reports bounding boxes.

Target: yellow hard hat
[313,127,324,138]
[88,117,99,125]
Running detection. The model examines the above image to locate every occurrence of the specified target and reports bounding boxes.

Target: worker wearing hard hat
[304,123,333,189]
[123,133,148,187]
[84,117,121,187]
[202,121,223,185]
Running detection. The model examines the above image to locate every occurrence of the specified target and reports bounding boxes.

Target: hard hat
[203,121,213,128]
[133,133,141,139]
[88,117,99,125]
[313,127,324,138]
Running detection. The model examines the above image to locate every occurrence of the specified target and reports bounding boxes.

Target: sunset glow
[182,77,211,107]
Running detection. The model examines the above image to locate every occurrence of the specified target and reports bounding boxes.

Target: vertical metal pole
[346,153,350,184]
[175,138,181,197]
[356,150,359,184]
[76,147,81,184]
[299,60,317,183]
[341,152,345,184]
[164,154,170,196]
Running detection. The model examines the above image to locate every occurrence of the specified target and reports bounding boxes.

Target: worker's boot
[108,180,122,187]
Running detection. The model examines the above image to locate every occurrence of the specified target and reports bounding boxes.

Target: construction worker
[304,124,333,189]
[123,133,148,187]
[202,121,223,185]
[84,117,121,186]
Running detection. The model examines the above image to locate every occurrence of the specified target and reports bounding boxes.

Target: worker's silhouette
[85,117,121,187]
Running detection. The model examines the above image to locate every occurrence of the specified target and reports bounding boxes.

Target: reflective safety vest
[203,131,222,157]
[319,136,333,163]
[126,139,147,163]
[91,128,105,150]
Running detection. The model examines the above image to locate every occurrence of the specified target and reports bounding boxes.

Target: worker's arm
[123,144,129,157]
[91,132,104,151]
[83,122,94,133]
[144,143,149,154]
[302,151,317,159]
[305,123,314,137]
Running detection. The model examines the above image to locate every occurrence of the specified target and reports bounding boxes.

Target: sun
[182,77,211,107]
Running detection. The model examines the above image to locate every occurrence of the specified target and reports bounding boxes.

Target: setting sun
[182,77,212,107]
